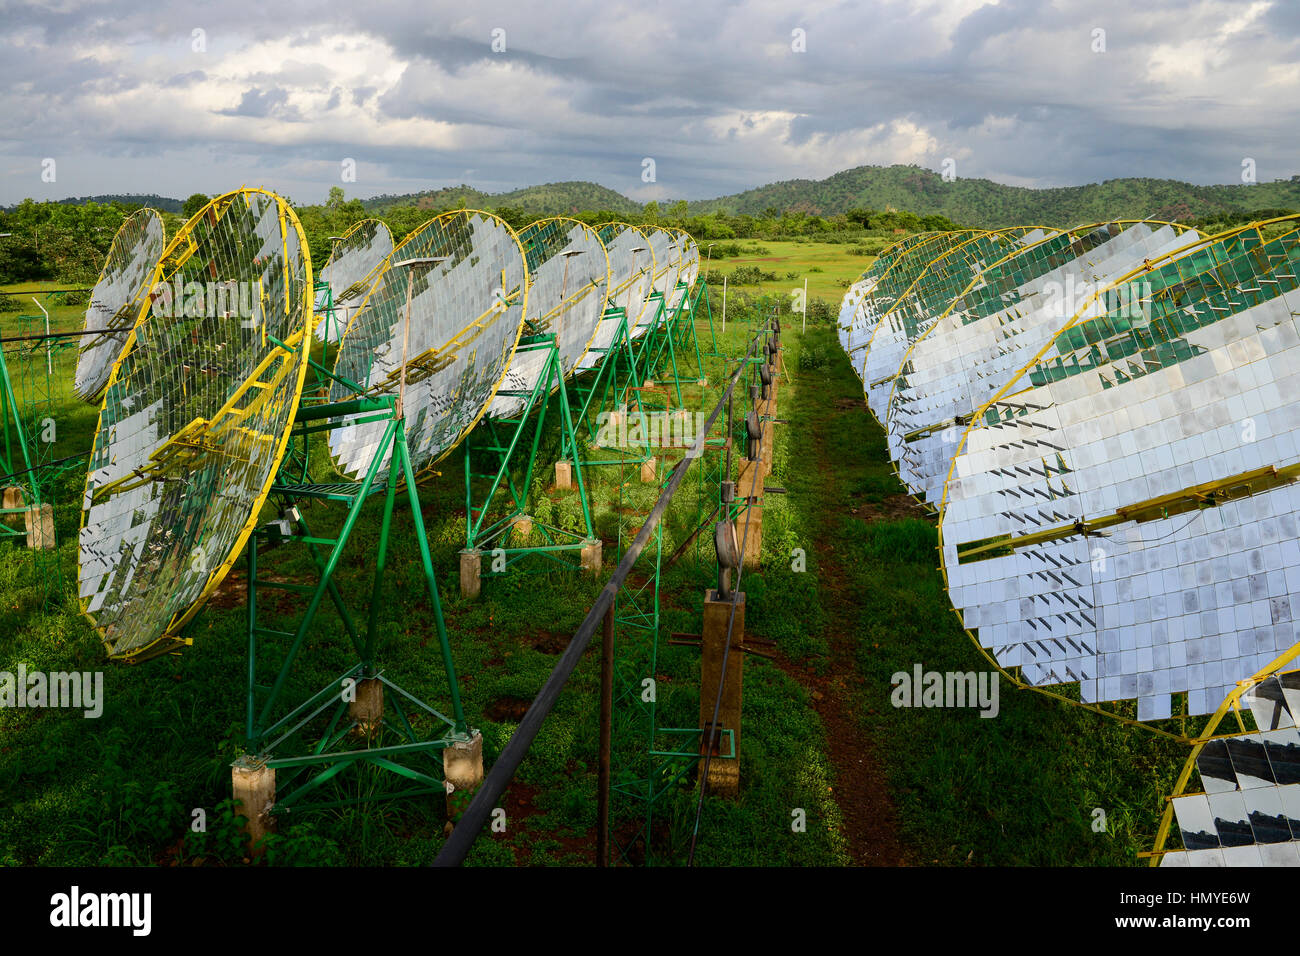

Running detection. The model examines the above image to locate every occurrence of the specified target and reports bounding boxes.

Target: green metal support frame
[463,332,597,576]
[639,280,709,399]
[571,305,656,471]
[242,393,473,813]
[0,344,35,542]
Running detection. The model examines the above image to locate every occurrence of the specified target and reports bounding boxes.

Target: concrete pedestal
[459,549,481,599]
[555,459,573,490]
[443,731,484,833]
[580,538,603,574]
[232,756,276,856]
[24,503,54,549]
[348,677,384,737]
[511,514,533,538]
[640,457,657,484]
[700,589,745,796]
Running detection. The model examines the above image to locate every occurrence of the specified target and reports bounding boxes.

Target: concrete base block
[580,538,603,574]
[459,549,481,598]
[511,514,533,538]
[444,731,484,832]
[24,503,54,550]
[1,486,23,511]
[232,756,276,856]
[348,677,384,737]
[640,457,657,484]
[555,459,573,490]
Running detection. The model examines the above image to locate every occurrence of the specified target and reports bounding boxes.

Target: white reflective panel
[329,210,527,481]
[75,209,167,403]
[664,228,696,313]
[891,223,1202,508]
[861,229,1044,423]
[940,222,1300,718]
[486,218,609,420]
[79,189,312,659]
[1243,675,1296,731]
[678,233,700,289]
[1165,673,1300,865]
[576,223,654,372]
[1172,793,1220,850]
[842,233,953,391]
[634,227,677,337]
[314,219,393,343]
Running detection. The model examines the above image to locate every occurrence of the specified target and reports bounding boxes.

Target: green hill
[361,180,641,216]
[20,165,1300,229]
[49,194,184,213]
[685,165,1300,227]
[357,165,1300,228]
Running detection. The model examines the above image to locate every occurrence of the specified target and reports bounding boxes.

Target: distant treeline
[3,186,1297,285]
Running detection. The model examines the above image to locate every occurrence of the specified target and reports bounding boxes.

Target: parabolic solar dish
[328,209,527,480]
[860,228,1047,421]
[837,234,935,355]
[79,188,312,660]
[940,217,1300,719]
[1160,671,1300,866]
[676,230,700,290]
[74,208,167,403]
[639,228,681,335]
[887,222,1203,508]
[314,218,393,343]
[485,217,610,420]
[846,232,969,386]
[664,228,695,312]
[576,222,654,373]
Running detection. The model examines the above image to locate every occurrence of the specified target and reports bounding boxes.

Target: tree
[327,186,345,209]
[182,193,209,218]
[642,200,660,225]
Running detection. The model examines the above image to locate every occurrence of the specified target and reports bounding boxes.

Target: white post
[33,297,50,375]
[801,278,808,333]
[722,275,727,332]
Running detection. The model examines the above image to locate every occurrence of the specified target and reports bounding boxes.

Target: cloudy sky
[1,0,1296,206]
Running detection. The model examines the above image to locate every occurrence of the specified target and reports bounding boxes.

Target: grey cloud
[0,0,1298,204]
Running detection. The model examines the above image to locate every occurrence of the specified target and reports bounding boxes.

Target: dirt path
[775,372,911,866]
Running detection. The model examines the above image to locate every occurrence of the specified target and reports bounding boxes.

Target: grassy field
[700,239,878,301]
[0,258,1190,867]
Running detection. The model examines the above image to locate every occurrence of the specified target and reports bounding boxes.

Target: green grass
[701,240,874,300]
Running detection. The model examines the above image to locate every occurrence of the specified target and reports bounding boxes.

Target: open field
[699,240,878,301]
[0,247,1188,866]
